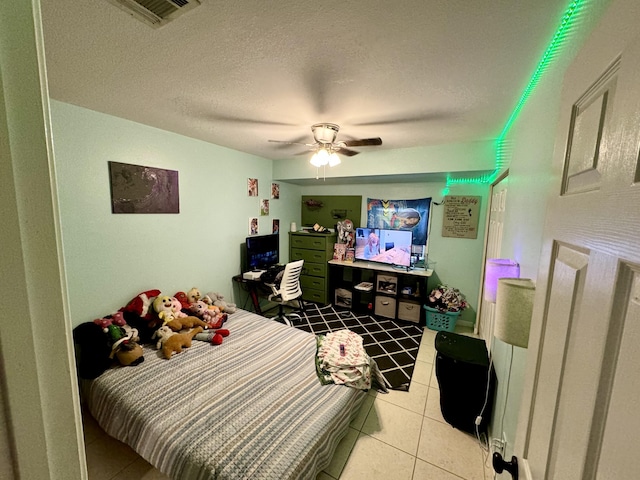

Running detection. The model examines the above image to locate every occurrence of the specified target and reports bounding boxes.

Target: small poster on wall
[249,217,258,235]
[248,178,258,197]
[272,219,280,234]
[442,195,481,239]
[260,199,269,216]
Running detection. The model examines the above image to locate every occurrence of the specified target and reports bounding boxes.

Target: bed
[82,309,374,479]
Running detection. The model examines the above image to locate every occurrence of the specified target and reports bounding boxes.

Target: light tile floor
[82,327,495,480]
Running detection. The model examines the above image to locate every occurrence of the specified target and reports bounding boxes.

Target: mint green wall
[51,101,301,327]
[300,182,490,326]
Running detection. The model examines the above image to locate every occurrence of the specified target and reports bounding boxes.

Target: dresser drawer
[291,249,327,265]
[302,288,325,304]
[301,274,325,291]
[290,235,330,250]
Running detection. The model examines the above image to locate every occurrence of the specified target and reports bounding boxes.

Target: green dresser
[289,231,336,304]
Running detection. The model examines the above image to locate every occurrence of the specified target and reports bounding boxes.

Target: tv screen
[245,233,279,271]
[354,228,413,267]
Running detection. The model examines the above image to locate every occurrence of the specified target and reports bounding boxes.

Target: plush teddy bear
[204,292,238,314]
[189,300,227,329]
[186,287,202,305]
[153,326,203,359]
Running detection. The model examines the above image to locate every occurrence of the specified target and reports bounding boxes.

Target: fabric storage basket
[424,306,460,332]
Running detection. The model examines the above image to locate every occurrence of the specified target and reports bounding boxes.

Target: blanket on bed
[83,309,368,480]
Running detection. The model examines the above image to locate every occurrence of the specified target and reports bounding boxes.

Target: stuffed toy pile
[73,287,238,378]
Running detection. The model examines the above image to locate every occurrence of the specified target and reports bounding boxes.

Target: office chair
[265,259,305,326]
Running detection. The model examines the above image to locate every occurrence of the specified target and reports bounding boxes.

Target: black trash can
[435,331,496,435]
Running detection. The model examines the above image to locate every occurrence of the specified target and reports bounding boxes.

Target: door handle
[493,452,518,480]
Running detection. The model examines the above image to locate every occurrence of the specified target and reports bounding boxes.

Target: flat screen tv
[354,227,413,267]
[245,233,279,271]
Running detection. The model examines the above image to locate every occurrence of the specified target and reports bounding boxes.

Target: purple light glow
[484,259,520,303]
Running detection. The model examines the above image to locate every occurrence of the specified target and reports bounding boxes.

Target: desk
[232,274,272,315]
[328,260,434,324]
[328,260,433,278]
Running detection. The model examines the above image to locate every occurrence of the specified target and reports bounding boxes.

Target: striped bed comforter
[83,309,367,479]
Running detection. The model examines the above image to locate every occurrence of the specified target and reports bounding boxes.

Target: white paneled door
[516,4,640,479]
[478,174,508,346]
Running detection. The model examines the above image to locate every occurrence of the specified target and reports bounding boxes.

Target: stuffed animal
[187,287,202,305]
[120,289,161,321]
[153,326,203,359]
[162,311,210,332]
[195,328,230,346]
[93,311,126,332]
[189,300,227,329]
[153,295,190,320]
[113,340,145,366]
[170,296,189,317]
[96,313,145,366]
[174,291,191,310]
[337,219,355,247]
[205,292,237,314]
[73,322,112,379]
[75,315,144,377]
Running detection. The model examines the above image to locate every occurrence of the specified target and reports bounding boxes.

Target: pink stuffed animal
[189,300,227,329]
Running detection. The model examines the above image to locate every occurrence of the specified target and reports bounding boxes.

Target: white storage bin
[375,295,397,318]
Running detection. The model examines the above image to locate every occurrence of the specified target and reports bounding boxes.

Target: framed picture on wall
[271,183,280,199]
[272,219,280,234]
[108,161,179,214]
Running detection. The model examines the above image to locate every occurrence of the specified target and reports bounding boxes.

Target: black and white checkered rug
[288,303,424,391]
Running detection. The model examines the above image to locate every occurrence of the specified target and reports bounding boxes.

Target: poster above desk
[301,195,362,229]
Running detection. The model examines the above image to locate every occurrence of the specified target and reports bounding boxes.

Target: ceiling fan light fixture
[310,149,329,167]
[328,152,341,167]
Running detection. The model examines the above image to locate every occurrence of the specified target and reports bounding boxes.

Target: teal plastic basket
[424,305,460,332]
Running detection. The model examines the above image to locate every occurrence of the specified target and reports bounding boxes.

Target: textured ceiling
[41,0,569,163]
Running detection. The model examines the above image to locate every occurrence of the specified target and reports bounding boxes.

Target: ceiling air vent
[106,0,201,28]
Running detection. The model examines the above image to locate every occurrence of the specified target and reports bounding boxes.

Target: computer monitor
[245,233,279,271]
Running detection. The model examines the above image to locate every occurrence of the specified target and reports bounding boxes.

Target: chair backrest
[277,259,304,302]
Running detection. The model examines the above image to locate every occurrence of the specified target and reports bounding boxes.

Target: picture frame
[108,161,179,214]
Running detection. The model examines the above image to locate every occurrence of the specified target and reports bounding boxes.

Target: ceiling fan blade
[341,137,382,147]
[268,139,315,147]
[336,147,359,157]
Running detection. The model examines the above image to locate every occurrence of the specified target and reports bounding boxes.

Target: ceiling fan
[268,123,382,167]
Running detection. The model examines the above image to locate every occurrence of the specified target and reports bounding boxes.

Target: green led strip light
[446,0,584,186]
